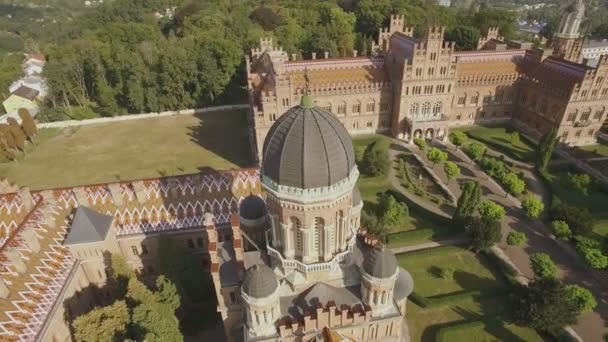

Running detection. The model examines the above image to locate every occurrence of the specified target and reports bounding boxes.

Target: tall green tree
[361,140,390,176]
[513,277,579,335]
[444,161,460,185]
[454,181,481,222]
[427,147,448,167]
[73,300,130,342]
[537,128,557,171]
[465,216,502,252]
[478,200,506,222]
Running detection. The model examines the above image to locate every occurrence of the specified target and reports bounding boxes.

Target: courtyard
[0,110,252,190]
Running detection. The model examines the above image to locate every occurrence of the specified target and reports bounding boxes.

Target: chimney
[132,181,147,204]
[312,52,317,60]
[324,51,329,59]
[18,187,34,211]
[21,227,40,253]
[5,248,26,273]
[73,187,89,207]
[108,183,123,206]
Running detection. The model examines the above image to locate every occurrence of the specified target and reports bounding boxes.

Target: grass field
[0,110,252,190]
[546,170,608,214]
[398,247,543,342]
[454,126,537,162]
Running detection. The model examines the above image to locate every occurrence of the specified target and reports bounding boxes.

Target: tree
[445,25,480,51]
[361,140,390,176]
[361,209,386,241]
[530,252,558,278]
[501,172,525,195]
[156,275,180,313]
[413,137,427,152]
[73,300,130,342]
[427,147,448,167]
[465,216,502,252]
[537,128,557,171]
[564,284,597,313]
[448,131,467,149]
[250,7,283,31]
[550,203,594,235]
[521,195,544,219]
[6,117,26,150]
[378,193,408,227]
[551,220,572,240]
[592,22,608,39]
[454,181,482,222]
[567,173,591,195]
[443,161,460,185]
[478,200,505,222]
[576,239,608,269]
[18,108,37,140]
[512,277,579,335]
[507,231,527,246]
[463,142,486,161]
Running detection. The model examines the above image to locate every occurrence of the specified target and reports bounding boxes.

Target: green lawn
[436,320,546,342]
[398,247,544,342]
[546,170,608,214]
[0,110,252,190]
[454,126,537,162]
[573,142,608,158]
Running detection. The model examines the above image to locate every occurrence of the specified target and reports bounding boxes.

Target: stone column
[0,277,9,298]
[6,248,26,273]
[270,216,281,248]
[341,216,348,252]
[282,224,293,259]
[302,229,313,263]
[323,225,331,261]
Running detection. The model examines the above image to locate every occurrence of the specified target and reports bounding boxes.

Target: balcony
[406,113,450,124]
[574,120,591,127]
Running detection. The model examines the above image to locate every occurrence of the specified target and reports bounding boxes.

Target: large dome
[262,96,356,189]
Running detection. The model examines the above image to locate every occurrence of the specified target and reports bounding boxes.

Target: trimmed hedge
[435,321,485,342]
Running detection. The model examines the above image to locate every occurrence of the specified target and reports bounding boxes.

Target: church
[247,1,607,161]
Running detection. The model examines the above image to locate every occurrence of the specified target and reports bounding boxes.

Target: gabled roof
[65,206,113,245]
[11,86,39,101]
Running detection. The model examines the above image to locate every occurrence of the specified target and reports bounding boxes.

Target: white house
[9,76,47,98]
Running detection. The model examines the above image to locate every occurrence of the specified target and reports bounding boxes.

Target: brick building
[247,7,607,160]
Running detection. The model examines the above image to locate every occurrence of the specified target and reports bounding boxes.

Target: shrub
[440,267,454,280]
[413,137,427,152]
[550,203,594,235]
[521,195,544,219]
[463,142,486,161]
[501,171,526,195]
[478,200,506,221]
[551,220,572,240]
[465,216,502,252]
[361,140,390,176]
[448,131,467,148]
[378,194,409,227]
[530,252,558,278]
[427,147,448,167]
[564,284,597,313]
[576,239,608,269]
[566,173,591,195]
[507,231,527,246]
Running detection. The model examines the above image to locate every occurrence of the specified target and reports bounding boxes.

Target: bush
[501,171,526,195]
[566,173,591,195]
[550,203,594,235]
[478,200,506,221]
[576,239,608,269]
[530,252,558,278]
[463,142,486,161]
[507,231,527,246]
[378,193,409,227]
[521,195,544,219]
[413,138,427,152]
[551,220,572,240]
[361,140,390,176]
[465,216,502,252]
[440,267,454,280]
[427,147,448,167]
[564,284,597,313]
[448,131,467,148]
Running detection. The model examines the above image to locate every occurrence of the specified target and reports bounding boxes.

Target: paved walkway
[404,140,607,342]
[390,237,469,254]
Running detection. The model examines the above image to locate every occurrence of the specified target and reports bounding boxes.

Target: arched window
[409,103,419,116]
[291,217,302,254]
[422,102,431,116]
[433,101,442,115]
[314,217,324,256]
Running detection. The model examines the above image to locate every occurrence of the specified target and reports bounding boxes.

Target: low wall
[38,104,249,128]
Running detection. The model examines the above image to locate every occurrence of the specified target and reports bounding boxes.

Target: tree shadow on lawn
[451,306,526,342]
[187,111,253,169]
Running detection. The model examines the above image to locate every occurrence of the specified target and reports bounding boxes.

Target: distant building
[2,86,39,113]
[23,53,45,76]
[9,76,47,98]
[549,0,585,62]
[436,0,451,7]
[582,39,608,67]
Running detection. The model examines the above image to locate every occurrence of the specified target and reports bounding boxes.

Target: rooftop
[64,206,113,245]
[10,86,39,101]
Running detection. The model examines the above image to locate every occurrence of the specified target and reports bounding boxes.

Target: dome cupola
[261,95,356,189]
[362,246,398,279]
[242,264,278,298]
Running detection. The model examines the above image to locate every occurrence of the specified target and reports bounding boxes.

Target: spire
[301,66,314,108]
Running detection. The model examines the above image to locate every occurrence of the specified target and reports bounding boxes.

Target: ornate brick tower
[551,0,585,62]
[261,94,362,286]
